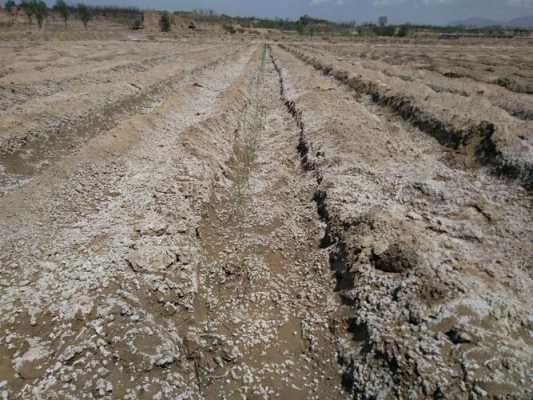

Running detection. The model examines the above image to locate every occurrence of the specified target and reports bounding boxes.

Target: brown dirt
[0,28,531,400]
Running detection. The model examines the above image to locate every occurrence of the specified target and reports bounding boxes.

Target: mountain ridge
[450,16,533,28]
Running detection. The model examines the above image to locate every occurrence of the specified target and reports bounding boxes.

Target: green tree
[5,0,17,25]
[4,0,16,13]
[54,0,69,27]
[33,0,48,29]
[159,11,171,32]
[77,3,92,29]
[20,0,34,25]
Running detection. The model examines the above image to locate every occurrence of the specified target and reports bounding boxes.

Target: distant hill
[508,16,533,28]
[450,16,533,28]
[449,17,501,28]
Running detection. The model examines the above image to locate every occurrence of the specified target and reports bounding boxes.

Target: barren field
[0,33,532,400]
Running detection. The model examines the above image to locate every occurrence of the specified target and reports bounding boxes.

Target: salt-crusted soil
[271,44,532,400]
[0,35,531,400]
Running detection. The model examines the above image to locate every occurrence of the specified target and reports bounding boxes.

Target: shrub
[222,23,236,34]
[397,25,409,37]
[130,17,143,30]
[77,3,92,29]
[373,25,395,36]
[160,11,171,32]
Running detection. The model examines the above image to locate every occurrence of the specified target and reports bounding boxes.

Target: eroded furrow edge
[279,44,533,188]
[269,42,352,390]
[0,45,251,179]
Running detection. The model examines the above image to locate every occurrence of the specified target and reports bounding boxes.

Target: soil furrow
[310,42,533,95]
[0,23,532,400]
[281,44,533,187]
[0,45,249,192]
[189,44,348,399]
[270,43,533,400]
[297,43,533,122]
[0,43,256,400]
[0,44,223,112]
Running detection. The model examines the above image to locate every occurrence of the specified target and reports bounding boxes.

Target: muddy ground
[0,34,532,400]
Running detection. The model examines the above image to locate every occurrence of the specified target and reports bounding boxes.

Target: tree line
[2,1,530,36]
[1,0,142,29]
[175,10,531,37]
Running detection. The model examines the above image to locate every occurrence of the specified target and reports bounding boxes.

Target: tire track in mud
[0,45,250,194]
[189,45,348,399]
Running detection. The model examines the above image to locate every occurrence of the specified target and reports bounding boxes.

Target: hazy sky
[79,0,533,25]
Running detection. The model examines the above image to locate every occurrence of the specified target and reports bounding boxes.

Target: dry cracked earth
[0,36,532,400]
